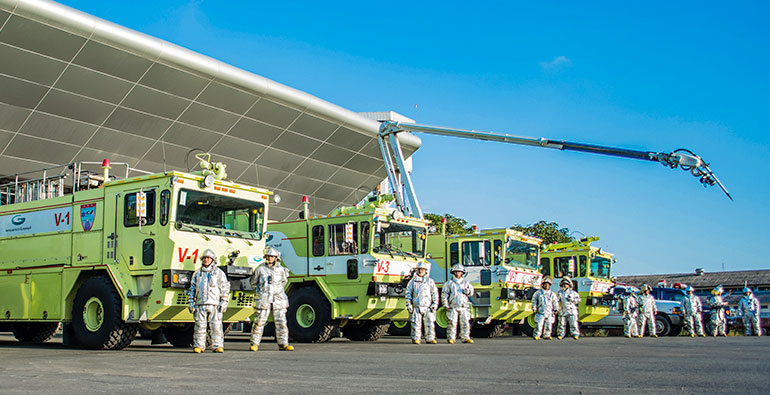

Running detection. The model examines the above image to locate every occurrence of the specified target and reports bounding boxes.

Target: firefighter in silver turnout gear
[636,284,658,337]
[441,264,475,344]
[249,247,294,351]
[682,286,705,337]
[708,285,728,336]
[738,287,761,336]
[531,276,559,340]
[187,248,230,353]
[620,288,639,338]
[556,277,581,340]
[406,261,439,344]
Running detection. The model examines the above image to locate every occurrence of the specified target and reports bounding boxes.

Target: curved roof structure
[0,0,420,220]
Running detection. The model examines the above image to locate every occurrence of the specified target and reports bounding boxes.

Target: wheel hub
[296,304,316,328]
[83,296,104,332]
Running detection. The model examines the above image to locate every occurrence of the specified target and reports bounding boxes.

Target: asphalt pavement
[0,332,768,394]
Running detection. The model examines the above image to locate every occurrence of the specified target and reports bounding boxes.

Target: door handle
[313,265,323,271]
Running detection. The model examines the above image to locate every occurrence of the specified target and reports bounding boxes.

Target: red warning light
[302,196,310,203]
[102,159,111,168]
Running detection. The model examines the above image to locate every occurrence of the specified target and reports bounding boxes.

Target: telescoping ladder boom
[378,121,731,219]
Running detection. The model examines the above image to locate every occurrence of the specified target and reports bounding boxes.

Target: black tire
[72,276,137,350]
[163,324,194,348]
[519,315,536,337]
[287,287,338,343]
[471,320,506,338]
[654,315,671,336]
[387,321,410,336]
[12,322,59,343]
[342,320,389,341]
[434,307,448,339]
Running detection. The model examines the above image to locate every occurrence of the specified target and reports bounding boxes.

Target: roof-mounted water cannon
[194,152,227,183]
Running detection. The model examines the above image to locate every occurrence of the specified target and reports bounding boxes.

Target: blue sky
[59,0,770,276]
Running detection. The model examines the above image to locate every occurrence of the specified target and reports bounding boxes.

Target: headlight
[162,269,193,288]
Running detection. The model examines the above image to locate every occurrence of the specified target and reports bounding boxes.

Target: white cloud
[539,56,572,70]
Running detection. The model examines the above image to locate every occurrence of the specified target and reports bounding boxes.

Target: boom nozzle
[653,149,732,201]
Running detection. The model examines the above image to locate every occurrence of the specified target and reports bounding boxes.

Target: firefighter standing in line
[620,288,639,338]
[682,286,705,337]
[636,284,658,338]
[187,248,230,353]
[738,287,762,336]
[709,285,729,336]
[556,276,581,340]
[531,276,558,340]
[249,247,294,351]
[406,261,439,344]
[441,264,475,344]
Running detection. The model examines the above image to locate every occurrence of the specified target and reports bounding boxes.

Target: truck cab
[266,202,430,342]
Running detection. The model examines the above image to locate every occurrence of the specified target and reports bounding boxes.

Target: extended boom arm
[379,121,731,218]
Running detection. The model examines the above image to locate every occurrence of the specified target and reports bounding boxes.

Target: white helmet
[560,276,572,287]
[542,276,553,285]
[450,264,466,274]
[201,248,217,261]
[416,261,430,270]
[264,247,280,258]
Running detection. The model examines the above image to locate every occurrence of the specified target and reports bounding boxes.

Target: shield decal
[80,203,96,231]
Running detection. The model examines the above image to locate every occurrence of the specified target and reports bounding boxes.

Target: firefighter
[556,276,581,340]
[738,287,762,336]
[442,264,475,344]
[682,286,705,337]
[187,248,230,353]
[620,288,639,338]
[708,285,728,336]
[531,276,558,340]
[249,247,294,351]
[636,284,657,337]
[406,261,439,344]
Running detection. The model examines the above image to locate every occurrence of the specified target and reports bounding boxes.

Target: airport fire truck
[421,227,543,338]
[0,155,271,349]
[518,236,615,336]
[266,197,430,342]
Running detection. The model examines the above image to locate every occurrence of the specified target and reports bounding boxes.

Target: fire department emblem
[80,203,96,231]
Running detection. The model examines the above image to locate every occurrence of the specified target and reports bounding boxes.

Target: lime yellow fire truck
[419,227,542,338]
[0,155,271,349]
[265,197,430,342]
[518,236,615,336]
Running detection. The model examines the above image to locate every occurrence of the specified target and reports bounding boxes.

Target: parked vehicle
[583,285,685,336]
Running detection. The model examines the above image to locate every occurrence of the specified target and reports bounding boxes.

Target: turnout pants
[558,313,580,338]
[623,313,639,337]
[637,312,656,336]
[744,313,761,336]
[194,304,223,349]
[251,307,289,346]
[411,307,436,342]
[710,312,726,336]
[533,313,554,338]
[446,307,471,341]
[684,313,704,336]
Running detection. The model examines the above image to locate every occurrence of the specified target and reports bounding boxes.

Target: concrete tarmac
[1,333,768,394]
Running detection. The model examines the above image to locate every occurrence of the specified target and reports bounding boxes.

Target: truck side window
[493,239,502,265]
[328,223,357,256]
[449,243,459,265]
[541,258,550,276]
[578,255,587,277]
[553,256,574,278]
[124,190,156,227]
[461,241,491,266]
[360,222,370,254]
[312,225,324,256]
[160,190,170,226]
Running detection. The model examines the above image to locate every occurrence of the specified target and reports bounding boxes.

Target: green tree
[510,220,574,245]
[424,213,474,235]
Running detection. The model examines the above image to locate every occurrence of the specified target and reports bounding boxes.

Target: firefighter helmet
[264,247,280,258]
[450,264,466,274]
[542,276,553,285]
[201,249,217,261]
[560,276,572,287]
[416,261,430,270]
[743,287,752,295]
[686,286,695,293]
[712,285,724,295]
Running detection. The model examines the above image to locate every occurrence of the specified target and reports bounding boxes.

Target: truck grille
[235,294,255,307]
[176,293,189,305]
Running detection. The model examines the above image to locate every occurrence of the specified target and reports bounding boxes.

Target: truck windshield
[590,255,612,279]
[505,238,539,269]
[372,222,426,258]
[175,189,264,239]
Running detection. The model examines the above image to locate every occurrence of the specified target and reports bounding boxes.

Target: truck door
[115,188,160,271]
[326,222,360,284]
[461,240,491,284]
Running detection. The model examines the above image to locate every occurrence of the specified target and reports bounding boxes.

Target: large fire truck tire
[72,276,137,350]
[163,324,194,347]
[519,315,536,337]
[287,287,337,343]
[387,321,410,336]
[471,320,506,338]
[434,307,448,339]
[342,320,389,341]
[12,322,59,343]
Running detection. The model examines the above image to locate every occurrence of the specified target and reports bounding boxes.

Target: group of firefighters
[185,248,763,353]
